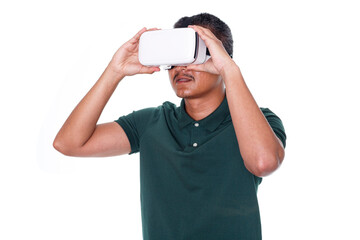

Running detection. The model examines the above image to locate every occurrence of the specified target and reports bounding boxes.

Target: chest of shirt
[139,117,253,180]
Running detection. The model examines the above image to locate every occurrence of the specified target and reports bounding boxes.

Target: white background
[1,0,359,239]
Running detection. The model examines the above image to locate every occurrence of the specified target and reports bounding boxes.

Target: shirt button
[194,123,199,127]
[193,143,198,147]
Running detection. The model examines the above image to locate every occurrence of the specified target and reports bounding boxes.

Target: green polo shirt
[115,96,286,240]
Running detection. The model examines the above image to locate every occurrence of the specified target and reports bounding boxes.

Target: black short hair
[174,13,233,57]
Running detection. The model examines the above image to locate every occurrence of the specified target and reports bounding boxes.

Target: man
[54,13,286,240]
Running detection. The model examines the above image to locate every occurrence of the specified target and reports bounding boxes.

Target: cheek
[168,71,175,83]
[195,73,220,88]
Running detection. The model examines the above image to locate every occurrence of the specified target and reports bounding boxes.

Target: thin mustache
[173,73,195,82]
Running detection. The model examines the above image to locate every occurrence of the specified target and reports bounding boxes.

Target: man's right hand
[53,27,161,157]
[108,27,161,79]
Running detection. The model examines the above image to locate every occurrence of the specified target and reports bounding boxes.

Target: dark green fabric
[115,96,286,240]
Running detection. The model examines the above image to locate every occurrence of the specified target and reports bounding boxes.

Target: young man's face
[168,66,223,99]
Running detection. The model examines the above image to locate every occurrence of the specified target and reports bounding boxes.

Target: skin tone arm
[53,28,160,157]
[187,25,285,177]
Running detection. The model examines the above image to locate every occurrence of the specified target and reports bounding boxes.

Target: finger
[193,25,217,39]
[189,25,228,57]
[128,27,147,44]
[188,25,215,41]
[188,25,218,52]
[146,28,161,32]
[188,25,206,39]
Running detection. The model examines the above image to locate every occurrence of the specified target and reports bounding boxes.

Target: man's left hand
[186,25,236,76]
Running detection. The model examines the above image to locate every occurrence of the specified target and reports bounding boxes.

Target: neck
[184,88,226,121]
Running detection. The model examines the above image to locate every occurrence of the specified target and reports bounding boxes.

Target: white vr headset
[138,28,211,69]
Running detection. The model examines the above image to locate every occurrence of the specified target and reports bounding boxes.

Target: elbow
[53,138,76,156]
[248,150,285,177]
[252,157,279,177]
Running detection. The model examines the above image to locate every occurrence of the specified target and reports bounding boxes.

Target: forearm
[221,64,284,177]
[53,65,123,151]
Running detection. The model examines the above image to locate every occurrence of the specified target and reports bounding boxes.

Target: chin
[175,90,202,99]
[175,91,191,99]
[172,87,188,98]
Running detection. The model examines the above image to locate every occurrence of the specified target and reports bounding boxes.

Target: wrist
[220,61,240,79]
[106,63,125,82]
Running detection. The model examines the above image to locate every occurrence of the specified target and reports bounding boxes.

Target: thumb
[186,64,206,72]
[187,59,219,75]
[139,66,161,74]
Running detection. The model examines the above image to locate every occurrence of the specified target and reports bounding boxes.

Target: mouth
[174,73,195,84]
[176,78,192,84]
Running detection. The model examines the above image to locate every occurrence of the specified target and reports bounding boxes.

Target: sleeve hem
[114,119,139,155]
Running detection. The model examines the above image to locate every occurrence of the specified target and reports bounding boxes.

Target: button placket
[191,122,200,148]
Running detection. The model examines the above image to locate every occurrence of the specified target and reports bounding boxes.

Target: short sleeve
[260,108,287,148]
[115,108,157,155]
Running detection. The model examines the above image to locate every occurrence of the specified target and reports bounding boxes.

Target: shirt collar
[178,95,230,132]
